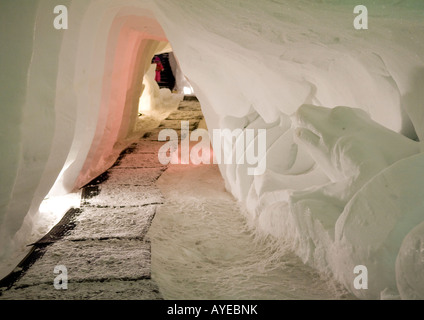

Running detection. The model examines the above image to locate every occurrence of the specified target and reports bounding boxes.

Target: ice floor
[149,162,354,300]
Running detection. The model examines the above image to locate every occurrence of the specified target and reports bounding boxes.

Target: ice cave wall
[0,0,171,275]
[1,0,424,299]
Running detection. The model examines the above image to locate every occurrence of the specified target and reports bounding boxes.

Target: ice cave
[0,0,424,300]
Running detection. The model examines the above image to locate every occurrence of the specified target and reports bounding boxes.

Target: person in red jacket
[154,56,164,83]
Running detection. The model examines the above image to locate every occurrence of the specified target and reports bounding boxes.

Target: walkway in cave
[0,97,203,300]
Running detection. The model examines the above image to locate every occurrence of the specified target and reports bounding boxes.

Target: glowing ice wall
[0,0,169,276]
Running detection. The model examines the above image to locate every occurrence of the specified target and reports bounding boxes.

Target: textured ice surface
[116,153,167,169]
[15,239,151,287]
[82,184,164,207]
[166,110,203,120]
[176,100,203,112]
[64,206,157,240]
[396,221,424,300]
[128,141,165,154]
[159,119,199,130]
[106,168,166,186]
[149,163,353,300]
[334,153,424,299]
[0,279,161,300]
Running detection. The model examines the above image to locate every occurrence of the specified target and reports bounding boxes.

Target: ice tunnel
[1,0,424,300]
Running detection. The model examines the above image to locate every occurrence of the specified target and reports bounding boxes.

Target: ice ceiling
[1,0,424,299]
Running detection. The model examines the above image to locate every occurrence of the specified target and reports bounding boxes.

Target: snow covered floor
[148,102,354,300]
[149,163,354,300]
